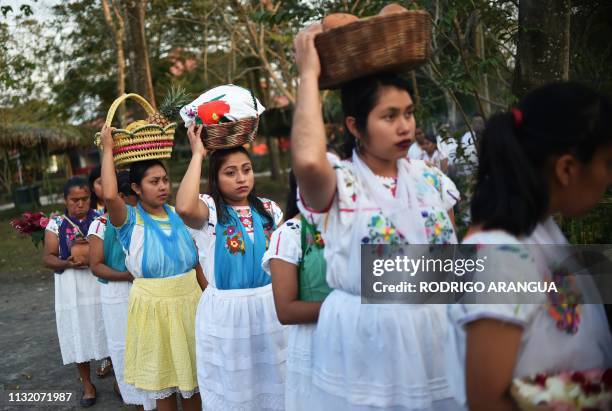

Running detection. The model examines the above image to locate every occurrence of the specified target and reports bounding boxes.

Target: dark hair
[471,82,612,236]
[129,160,167,187]
[207,146,273,225]
[88,165,101,207]
[285,170,299,220]
[63,176,89,198]
[423,130,437,145]
[117,171,135,197]
[339,72,412,159]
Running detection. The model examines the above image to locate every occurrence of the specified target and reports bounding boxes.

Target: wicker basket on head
[94,93,176,166]
[200,91,260,151]
[315,10,432,89]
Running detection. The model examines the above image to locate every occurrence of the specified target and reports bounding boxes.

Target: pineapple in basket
[146,86,191,127]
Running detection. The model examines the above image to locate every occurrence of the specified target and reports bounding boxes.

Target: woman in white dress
[290,25,461,410]
[262,172,331,410]
[88,171,156,411]
[446,82,612,410]
[43,176,108,408]
[176,84,287,411]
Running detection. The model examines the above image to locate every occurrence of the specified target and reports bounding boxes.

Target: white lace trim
[201,389,284,411]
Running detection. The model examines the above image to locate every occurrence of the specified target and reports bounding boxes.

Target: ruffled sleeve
[261,218,302,274]
[87,216,107,241]
[45,216,61,236]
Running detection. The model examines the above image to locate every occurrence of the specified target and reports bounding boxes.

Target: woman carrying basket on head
[99,123,205,411]
[290,24,461,410]
[176,85,287,411]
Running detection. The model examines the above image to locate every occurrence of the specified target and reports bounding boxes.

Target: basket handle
[104,93,156,127]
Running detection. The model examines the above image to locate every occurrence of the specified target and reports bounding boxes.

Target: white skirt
[100,281,156,410]
[309,289,459,410]
[54,268,108,365]
[196,283,288,411]
[286,324,316,411]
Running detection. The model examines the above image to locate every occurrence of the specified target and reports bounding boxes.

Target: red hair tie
[511,107,523,128]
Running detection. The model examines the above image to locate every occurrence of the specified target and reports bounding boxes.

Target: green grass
[0,204,63,277]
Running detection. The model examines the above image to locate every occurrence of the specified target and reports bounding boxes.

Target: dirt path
[0,271,129,410]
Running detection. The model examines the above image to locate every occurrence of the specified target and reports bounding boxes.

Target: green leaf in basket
[207,94,226,102]
[195,117,203,125]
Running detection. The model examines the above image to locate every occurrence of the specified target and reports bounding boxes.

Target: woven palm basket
[315,10,432,89]
[94,93,176,166]
[200,92,260,151]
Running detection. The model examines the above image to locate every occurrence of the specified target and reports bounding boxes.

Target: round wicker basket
[94,93,176,166]
[199,91,260,151]
[315,10,432,89]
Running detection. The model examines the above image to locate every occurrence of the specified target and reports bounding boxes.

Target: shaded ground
[0,268,128,411]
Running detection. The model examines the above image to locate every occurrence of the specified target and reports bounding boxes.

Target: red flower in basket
[197,100,230,125]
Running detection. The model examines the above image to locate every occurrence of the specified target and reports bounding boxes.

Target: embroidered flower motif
[423,170,441,192]
[224,226,245,255]
[306,230,325,249]
[546,266,582,335]
[263,222,275,249]
[422,210,454,244]
[361,214,405,246]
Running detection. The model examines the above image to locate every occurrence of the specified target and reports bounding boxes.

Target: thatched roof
[0,122,88,150]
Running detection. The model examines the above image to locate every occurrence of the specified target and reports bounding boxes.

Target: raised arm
[176,124,209,229]
[100,125,127,227]
[291,24,336,211]
[89,235,133,282]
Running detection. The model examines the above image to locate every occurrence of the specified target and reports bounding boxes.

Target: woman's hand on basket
[187,124,207,158]
[100,125,115,150]
[294,24,323,79]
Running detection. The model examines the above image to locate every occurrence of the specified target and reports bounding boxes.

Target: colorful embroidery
[306,229,325,249]
[546,266,582,335]
[263,222,274,249]
[224,226,245,255]
[378,177,397,197]
[334,163,358,203]
[235,207,254,233]
[361,214,405,245]
[422,170,441,192]
[421,210,454,244]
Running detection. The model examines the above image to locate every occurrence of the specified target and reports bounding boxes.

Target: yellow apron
[124,270,201,393]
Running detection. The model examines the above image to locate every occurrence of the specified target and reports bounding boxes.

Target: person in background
[88,165,114,379]
[88,171,156,411]
[419,130,449,174]
[43,176,108,408]
[262,171,332,410]
[446,82,612,411]
[100,124,204,411]
[407,127,425,160]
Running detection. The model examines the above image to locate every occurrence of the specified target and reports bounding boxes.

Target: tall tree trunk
[247,61,281,182]
[474,14,490,117]
[123,0,156,110]
[513,0,572,98]
[101,0,126,126]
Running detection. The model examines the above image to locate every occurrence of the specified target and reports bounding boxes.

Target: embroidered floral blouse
[298,153,460,296]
